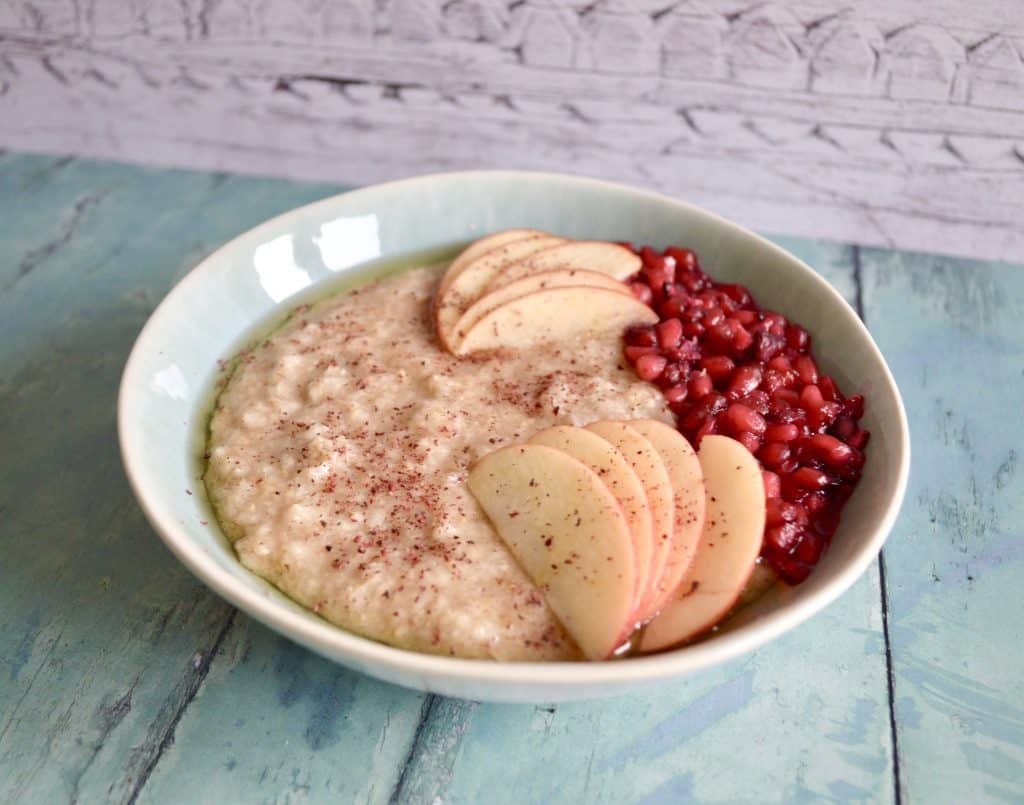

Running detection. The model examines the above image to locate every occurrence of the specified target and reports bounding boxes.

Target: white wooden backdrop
[1,0,1022,262]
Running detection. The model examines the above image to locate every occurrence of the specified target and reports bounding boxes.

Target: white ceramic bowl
[118,172,909,702]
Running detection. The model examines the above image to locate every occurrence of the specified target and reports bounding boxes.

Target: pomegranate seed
[663,384,688,407]
[761,368,793,393]
[773,399,804,420]
[681,408,704,434]
[794,355,819,385]
[703,307,725,327]
[716,292,739,314]
[704,323,733,353]
[725,403,766,434]
[778,457,799,474]
[659,296,686,319]
[785,323,811,352]
[719,283,753,308]
[800,384,825,411]
[665,338,700,362]
[658,362,687,389]
[765,497,788,527]
[810,402,843,432]
[735,430,762,453]
[784,500,810,525]
[739,390,770,415]
[844,394,865,420]
[800,491,828,515]
[678,272,707,292]
[726,365,763,399]
[731,324,754,353]
[831,415,857,441]
[793,466,830,489]
[758,441,792,468]
[765,522,803,553]
[624,345,659,362]
[753,331,786,362]
[847,429,871,450]
[701,355,736,384]
[694,416,717,444]
[762,471,782,498]
[682,321,705,339]
[768,355,793,373]
[795,533,824,564]
[764,423,800,442]
[808,433,856,467]
[703,392,728,417]
[640,245,663,269]
[812,508,841,539]
[644,269,672,294]
[665,246,698,272]
[624,324,657,347]
[635,353,668,382]
[818,375,841,402]
[628,282,653,305]
[688,371,713,400]
[734,309,759,326]
[775,556,812,585]
[656,318,683,349]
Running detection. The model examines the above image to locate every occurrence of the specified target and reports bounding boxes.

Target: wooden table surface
[1,153,1021,804]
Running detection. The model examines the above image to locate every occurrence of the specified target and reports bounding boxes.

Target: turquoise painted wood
[860,250,1024,803]
[0,153,1019,804]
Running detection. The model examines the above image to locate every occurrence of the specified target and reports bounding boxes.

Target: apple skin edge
[436,235,566,351]
[638,435,766,654]
[624,419,706,619]
[528,425,655,622]
[437,229,544,298]
[452,269,630,351]
[456,287,657,355]
[467,443,637,661]
[585,420,676,626]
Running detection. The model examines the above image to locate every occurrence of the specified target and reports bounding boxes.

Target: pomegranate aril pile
[621,244,870,585]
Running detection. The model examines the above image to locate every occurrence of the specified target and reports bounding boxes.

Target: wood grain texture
[860,249,1024,803]
[0,155,353,803]
[0,1,1022,263]
[135,619,427,805]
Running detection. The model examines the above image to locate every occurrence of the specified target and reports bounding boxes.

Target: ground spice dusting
[205,264,670,661]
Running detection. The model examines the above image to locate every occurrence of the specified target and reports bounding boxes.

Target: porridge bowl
[118,172,909,702]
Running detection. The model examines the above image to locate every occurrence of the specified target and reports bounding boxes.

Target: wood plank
[395,240,898,804]
[1,0,1023,263]
[0,156,431,802]
[136,617,426,804]
[395,575,894,803]
[859,248,1024,803]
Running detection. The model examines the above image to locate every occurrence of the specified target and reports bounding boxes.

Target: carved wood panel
[1,0,1021,260]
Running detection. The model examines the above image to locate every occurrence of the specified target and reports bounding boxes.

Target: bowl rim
[118,169,910,691]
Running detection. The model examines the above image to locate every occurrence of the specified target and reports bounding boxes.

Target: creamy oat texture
[206,266,670,660]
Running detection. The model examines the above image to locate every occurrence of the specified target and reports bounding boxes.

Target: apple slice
[452,269,630,349]
[529,425,654,617]
[585,421,674,621]
[467,444,636,660]
[483,241,642,293]
[638,435,766,653]
[456,286,657,355]
[438,229,545,298]
[626,419,706,616]
[436,235,566,351]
